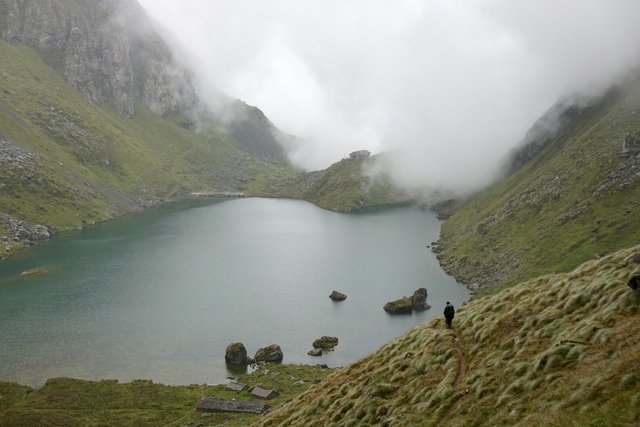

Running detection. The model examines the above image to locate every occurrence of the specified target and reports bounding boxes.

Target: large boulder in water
[383,297,413,314]
[225,342,249,365]
[329,290,347,301]
[254,344,284,363]
[313,336,339,350]
[384,288,431,313]
[411,288,430,310]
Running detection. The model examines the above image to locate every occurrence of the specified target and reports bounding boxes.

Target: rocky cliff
[0,0,286,161]
[0,0,196,116]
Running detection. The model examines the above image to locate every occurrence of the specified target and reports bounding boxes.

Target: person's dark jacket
[444,304,455,319]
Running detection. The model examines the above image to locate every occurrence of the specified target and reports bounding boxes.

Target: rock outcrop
[384,288,431,314]
[410,288,430,310]
[1,214,53,247]
[383,297,413,314]
[225,342,249,365]
[312,336,339,350]
[254,345,283,364]
[329,290,347,301]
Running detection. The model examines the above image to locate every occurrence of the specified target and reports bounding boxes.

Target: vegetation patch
[0,364,332,426]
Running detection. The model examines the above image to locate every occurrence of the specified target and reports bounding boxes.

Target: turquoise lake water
[0,198,470,387]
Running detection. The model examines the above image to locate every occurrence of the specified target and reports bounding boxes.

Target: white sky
[138,0,640,195]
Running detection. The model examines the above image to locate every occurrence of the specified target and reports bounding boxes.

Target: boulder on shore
[225,342,249,365]
[329,290,347,301]
[254,344,284,363]
[313,336,339,350]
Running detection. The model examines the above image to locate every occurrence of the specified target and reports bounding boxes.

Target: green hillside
[0,41,291,255]
[255,244,640,426]
[254,156,409,212]
[435,76,640,291]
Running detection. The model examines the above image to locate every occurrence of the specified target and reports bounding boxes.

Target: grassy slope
[436,79,640,290]
[255,244,640,426]
[0,41,289,237]
[255,156,408,212]
[0,364,332,426]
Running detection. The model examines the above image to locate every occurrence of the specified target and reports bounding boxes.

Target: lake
[0,198,470,387]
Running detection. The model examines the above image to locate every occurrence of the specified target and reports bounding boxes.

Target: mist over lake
[0,198,469,387]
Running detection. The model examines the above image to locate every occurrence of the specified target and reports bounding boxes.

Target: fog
[138,0,640,196]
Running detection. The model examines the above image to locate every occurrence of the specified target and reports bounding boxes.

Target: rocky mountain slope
[0,38,289,258]
[0,0,287,161]
[435,74,640,291]
[255,244,640,426]
[0,0,399,258]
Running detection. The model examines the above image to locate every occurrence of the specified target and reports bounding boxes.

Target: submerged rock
[254,344,284,363]
[312,336,339,350]
[329,290,347,301]
[19,267,48,278]
[225,342,249,365]
[307,348,322,356]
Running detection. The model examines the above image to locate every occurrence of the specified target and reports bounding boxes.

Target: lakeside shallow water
[0,198,470,387]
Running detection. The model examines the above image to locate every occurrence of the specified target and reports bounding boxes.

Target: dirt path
[452,332,466,389]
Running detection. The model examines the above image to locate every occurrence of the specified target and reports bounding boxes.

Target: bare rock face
[0,0,197,116]
[225,342,249,365]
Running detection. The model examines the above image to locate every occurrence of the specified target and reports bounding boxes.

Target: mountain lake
[0,198,470,387]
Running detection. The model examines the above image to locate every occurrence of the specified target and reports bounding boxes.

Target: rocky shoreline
[1,214,54,259]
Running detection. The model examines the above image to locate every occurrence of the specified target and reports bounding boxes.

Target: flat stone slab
[196,397,269,414]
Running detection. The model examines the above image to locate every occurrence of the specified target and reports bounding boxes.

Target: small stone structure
[196,397,269,414]
[225,381,247,392]
[250,385,279,400]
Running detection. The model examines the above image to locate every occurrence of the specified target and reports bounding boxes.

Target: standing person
[444,301,455,329]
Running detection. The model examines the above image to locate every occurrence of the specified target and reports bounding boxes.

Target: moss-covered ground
[0,364,332,426]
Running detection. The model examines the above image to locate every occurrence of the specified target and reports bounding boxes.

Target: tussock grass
[255,244,640,426]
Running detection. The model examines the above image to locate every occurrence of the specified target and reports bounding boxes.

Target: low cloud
[138,0,640,195]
